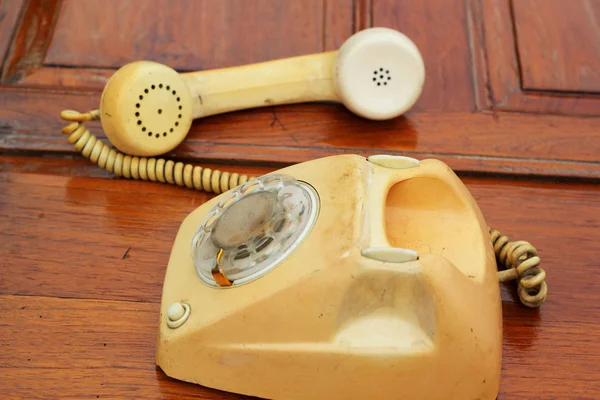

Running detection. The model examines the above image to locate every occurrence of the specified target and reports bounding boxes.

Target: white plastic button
[167,302,191,329]
[367,155,420,169]
[361,247,419,263]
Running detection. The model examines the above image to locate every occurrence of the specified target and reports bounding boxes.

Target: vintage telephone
[59,27,548,399]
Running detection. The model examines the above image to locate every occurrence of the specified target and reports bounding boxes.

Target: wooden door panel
[513,0,600,93]
[3,0,353,90]
[479,0,600,115]
[0,0,26,64]
[45,0,352,70]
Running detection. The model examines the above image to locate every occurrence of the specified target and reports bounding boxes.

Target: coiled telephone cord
[60,109,548,307]
[60,109,251,194]
[490,228,547,308]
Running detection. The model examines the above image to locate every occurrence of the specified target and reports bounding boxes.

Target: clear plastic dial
[191,174,319,287]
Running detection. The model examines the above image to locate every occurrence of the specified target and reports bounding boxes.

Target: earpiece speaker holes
[373,68,391,86]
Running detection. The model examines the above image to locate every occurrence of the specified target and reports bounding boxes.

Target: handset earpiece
[334,27,425,120]
[94,27,424,157]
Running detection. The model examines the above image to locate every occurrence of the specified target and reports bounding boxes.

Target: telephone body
[57,26,546,400]
[156,154,503,400]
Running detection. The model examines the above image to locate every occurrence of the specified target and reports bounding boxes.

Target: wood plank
[44,0,352,71]
[1,89,599,179]
[0,0,26,65]
[0,295,252,399]
[0,157,270,303]
[14,66,113,91]
[372,0,475,111]
[2,293,599,399]
[4,0,353,90]
[479,0,600,116]
[1,156,600,398]
[513,0,600,93]
[466,0,492,111]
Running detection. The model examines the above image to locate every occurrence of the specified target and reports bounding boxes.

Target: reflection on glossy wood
[0,157,270,302]
[3,0,353,92]
[1,156,600,398]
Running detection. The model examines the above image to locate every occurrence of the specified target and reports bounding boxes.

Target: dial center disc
[211,191,279,249]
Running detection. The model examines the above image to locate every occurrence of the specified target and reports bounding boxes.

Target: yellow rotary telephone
[59,27,547,400]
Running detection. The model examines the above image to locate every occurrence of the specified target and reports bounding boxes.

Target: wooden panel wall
[0,0,598,179]
[513,0,600,93]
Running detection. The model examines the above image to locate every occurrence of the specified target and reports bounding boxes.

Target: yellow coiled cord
[491,228,547,308]
[60,109,251,194]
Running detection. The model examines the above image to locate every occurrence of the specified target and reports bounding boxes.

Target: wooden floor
[2,0,600,399]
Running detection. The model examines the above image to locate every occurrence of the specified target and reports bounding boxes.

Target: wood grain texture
[0,157,270,302]
[3,0,353,91]
[1,155,600,398]
[45,0,352,70]
[513,0,600,93]
[0,0,25,66]
[372,0,475,111]
[1,89,599,179]
[0,295,258,399]
[466,0,492,111]
[1,0,600,397]
[480,0,600,115]
[0,0,61,83]
[14,66,113,91]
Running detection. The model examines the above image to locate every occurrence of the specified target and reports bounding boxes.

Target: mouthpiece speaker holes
[134,84,184,139]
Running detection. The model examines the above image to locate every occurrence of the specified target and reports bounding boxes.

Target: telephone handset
[58,27,547,400]
[61,27,425,193]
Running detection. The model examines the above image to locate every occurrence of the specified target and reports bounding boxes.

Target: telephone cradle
[56,26,548,400]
